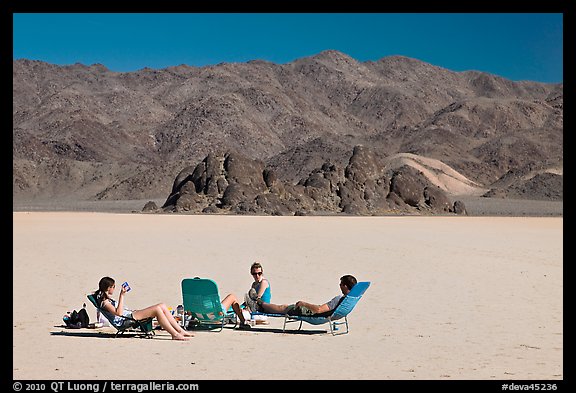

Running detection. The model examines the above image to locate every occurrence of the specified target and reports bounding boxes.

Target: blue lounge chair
[251,281,370,335]
[181,277,238,331]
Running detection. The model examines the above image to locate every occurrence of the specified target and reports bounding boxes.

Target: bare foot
[172,333,190,341]
[180,330,194,337]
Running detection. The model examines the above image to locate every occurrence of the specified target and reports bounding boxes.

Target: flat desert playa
[13,212,563,380]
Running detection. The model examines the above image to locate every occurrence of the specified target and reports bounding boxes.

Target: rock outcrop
[160,146,467,215]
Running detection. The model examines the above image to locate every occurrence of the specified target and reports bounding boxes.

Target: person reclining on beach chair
[182,277,253,330]
[245,274,357,318]
[94,276,193,341]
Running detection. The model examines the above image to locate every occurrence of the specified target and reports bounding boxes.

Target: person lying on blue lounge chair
[94,276,193,341]
[246,275,357,317]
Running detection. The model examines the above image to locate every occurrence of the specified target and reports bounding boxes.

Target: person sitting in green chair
[246,274,357,317]
[94,276,194,341]
[220,292,252,329]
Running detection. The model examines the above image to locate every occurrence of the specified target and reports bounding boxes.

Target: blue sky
[13,13,563,83]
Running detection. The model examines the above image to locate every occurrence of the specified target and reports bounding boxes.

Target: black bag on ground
[64,305,90,328]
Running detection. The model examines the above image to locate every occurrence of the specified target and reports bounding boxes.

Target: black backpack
[64,304,90,328]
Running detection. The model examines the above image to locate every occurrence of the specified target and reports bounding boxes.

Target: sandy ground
[13,212,562,380]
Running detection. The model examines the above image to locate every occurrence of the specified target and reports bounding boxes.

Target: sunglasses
[251,272,263,276]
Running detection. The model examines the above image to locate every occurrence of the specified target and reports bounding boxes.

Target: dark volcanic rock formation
[161,146,466,215]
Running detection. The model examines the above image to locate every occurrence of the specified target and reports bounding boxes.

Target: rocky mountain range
[13,50,563,214]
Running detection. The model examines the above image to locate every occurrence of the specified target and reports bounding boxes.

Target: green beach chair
[181,277,238,331]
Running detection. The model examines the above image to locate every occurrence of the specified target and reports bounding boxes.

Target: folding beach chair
[86,294,155,338]
[181,277,238,331]
[251,281,370,335]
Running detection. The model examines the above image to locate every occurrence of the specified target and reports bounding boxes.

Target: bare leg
[132,304,190,340]
[158,303,194,337]
[221,294,246,324]
[260,302,290,314]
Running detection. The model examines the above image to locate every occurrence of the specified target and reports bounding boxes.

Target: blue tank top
[255,279,272,303]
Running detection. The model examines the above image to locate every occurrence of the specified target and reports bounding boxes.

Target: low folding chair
[181,277,238,331]
[86,294,155,338]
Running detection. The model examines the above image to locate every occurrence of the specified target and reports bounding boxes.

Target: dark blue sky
[13,13,563,83]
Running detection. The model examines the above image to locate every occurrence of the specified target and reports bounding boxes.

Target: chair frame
[86,294,155,338]
[283,314,350,335]
[252,281,370,336]
[181,277,238,332]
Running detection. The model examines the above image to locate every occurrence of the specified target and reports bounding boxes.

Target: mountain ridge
[13,50,563,209]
